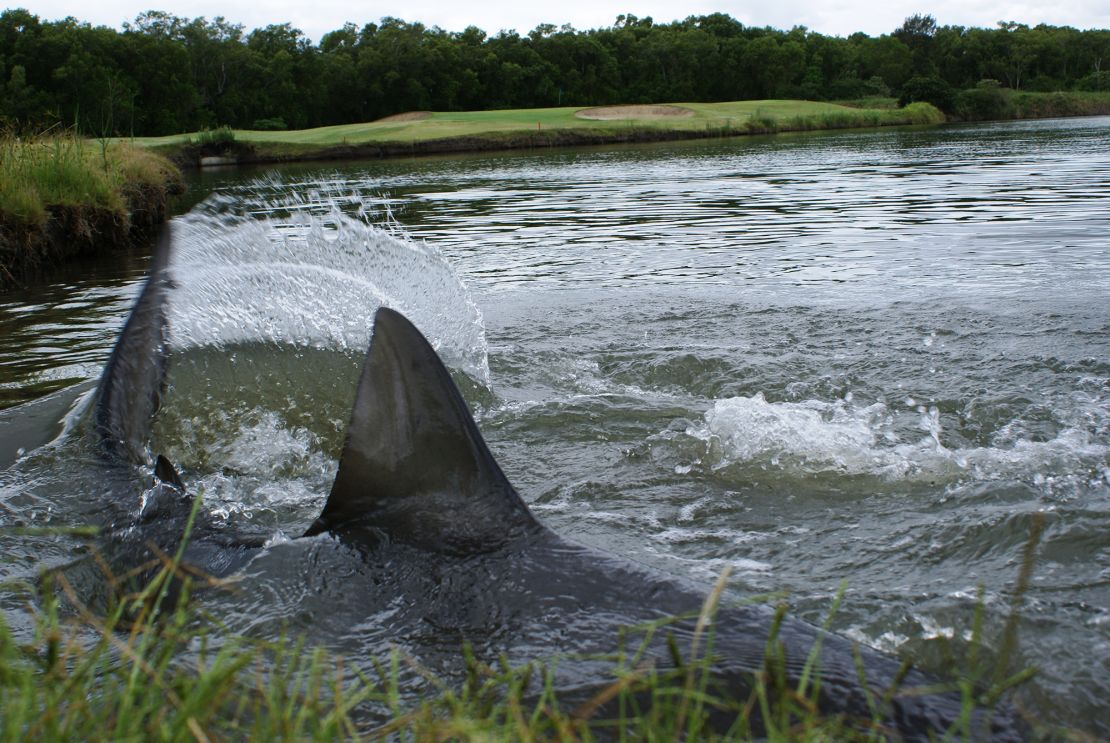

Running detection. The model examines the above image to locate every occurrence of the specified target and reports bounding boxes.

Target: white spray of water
[166,189,490,384]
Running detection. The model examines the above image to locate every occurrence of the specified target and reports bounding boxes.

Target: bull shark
[87,225,1027,741]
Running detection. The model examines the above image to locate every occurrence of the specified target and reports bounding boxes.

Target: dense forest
[1,8,1108,136]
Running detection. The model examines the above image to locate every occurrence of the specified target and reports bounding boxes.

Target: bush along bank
[900,79,1110,122]
[0,135,185,289]
[1009,89,1110,119]
[955,85,1110,121]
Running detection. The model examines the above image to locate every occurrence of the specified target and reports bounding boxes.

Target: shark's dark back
[93,226,175,466]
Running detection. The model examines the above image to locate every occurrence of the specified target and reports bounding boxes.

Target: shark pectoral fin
[139,454,194,524]
[154,454,185,490]
[306,307,539,554]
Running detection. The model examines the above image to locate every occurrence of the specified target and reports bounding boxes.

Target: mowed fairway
[130,99,913,147]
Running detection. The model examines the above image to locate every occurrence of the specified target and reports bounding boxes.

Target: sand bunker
[375,111,432,123]
[575,105,695,120]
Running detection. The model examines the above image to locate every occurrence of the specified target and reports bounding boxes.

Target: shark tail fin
[306,307,539,554]
[93,226,175,465]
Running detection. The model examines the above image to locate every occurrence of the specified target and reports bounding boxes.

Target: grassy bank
[0,135,184,289]
[133,100,945,167]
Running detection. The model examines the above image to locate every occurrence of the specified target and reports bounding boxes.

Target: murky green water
[2,117,1109,734]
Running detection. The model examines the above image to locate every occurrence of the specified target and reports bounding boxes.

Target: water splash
[680,392,1110,486]
[184,411,336,527]
[167,187,490,384]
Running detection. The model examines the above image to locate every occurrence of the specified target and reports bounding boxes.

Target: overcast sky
[19,0,1110,42]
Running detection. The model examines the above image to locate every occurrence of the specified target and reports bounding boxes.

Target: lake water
[2,117,1108,735]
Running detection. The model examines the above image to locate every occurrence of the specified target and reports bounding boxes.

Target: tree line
[2,8,1108,136]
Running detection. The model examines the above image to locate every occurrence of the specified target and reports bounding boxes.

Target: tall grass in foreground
[0,515,1043,742]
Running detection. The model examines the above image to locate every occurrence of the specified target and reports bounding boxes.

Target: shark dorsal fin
[93,226,175,465]
[306,307,539,553]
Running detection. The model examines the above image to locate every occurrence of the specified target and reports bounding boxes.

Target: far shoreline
[135,93,1110,170]
[141,99,946,169]
[172,117,928,169]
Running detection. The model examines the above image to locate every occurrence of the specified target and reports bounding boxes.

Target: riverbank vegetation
[1,9,1107,137]
[0,133,183,287]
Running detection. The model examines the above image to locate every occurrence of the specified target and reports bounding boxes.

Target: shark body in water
[88,226,1026,741]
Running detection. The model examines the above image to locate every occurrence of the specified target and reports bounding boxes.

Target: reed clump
[0,132,184,288]
[193,126,237,149]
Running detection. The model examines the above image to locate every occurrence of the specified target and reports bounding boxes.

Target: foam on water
[682,391,1110,487]
[188,412,336,527]
[167,188,490,384]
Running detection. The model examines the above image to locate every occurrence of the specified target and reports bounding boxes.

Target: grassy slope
[0,137,184,286]
[0,138,179,226]
[130,100,926,149]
